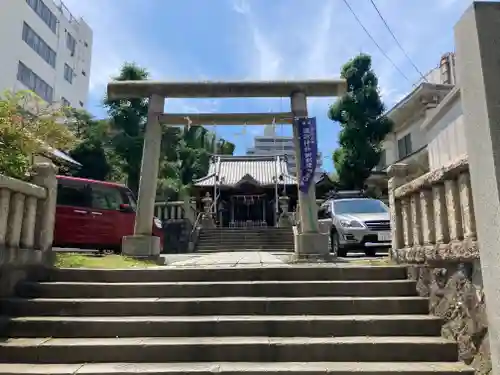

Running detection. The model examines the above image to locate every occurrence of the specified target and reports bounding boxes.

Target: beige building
[367,53,458,191]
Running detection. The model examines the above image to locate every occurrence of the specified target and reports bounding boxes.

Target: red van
[53,176,164,253]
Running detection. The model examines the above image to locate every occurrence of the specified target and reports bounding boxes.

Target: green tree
[157,126,235,200]
[328,53,393,189]
[62,108,123,181]
[104,63,149,194]
[0,90,76,179]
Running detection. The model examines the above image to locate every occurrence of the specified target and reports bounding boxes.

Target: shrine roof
[194,155,296,187]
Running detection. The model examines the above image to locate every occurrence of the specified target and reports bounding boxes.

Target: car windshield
[334,199,388,214]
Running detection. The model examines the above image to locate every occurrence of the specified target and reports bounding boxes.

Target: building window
[61,97,71,107]
[66,32,76,55]
[17,61,53,102]
[25,0,57,33]
[397,134,413,159]
[22,23,56,68]
[64,63,74,84]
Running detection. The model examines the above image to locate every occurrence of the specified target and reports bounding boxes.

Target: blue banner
[296,117,318,193]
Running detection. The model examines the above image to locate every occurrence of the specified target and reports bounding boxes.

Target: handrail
[189,194,219,242]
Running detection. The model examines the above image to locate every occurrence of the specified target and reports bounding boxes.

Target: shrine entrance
[230,194,267,227]
[106,80,346,258]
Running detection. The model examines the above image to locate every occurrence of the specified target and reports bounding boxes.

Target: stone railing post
[6,193,25,249]
[410,193,423,262]
[31,163,58,254]
[387,163,408,261]
[445,179,463,243]
[401,197,413,248]
[432,183,449,246]
[20,196,37,250]
[183,197,196,224]
[0,188,11,248]
[458,172,476,241]
[420,189,435,246]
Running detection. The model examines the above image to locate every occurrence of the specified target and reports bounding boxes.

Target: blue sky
[64,0,478,172]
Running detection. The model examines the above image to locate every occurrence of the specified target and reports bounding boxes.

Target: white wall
[0,0,92,108]
[384,115,427,165]
[426,97,467,170]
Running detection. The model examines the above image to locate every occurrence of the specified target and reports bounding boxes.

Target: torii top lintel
[107,79,346,100]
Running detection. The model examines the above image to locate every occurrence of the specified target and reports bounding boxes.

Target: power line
[341,0,411,83]
[368,0,428,81]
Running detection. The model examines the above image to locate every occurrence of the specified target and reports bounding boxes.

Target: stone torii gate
[106,80,346,258]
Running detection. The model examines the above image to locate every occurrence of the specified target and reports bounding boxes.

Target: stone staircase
[0,265,473,374]
[196,227,294,252]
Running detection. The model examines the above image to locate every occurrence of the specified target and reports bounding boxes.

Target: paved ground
[54,248,389,267]
[160,250,389,267]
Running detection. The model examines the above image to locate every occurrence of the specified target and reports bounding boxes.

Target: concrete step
[198,237,293,242]
[201,228,292,232]
[17,280,418,298]
[0,336,459,363]
[195,248,294,252]
[196,241,294,247]
[196,242,294,247]
[47,266,408,282]
[197,245,294,249]
[3,315,442,338]
[200,231,293,238]
[195,248,293,254]
[1,297,429,316]
[0,362,475,375]
[196,239,295,244]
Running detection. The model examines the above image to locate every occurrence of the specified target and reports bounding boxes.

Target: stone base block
[294,231,330,259]
[122,235,160,258]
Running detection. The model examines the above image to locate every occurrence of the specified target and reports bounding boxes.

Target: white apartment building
[0,0,93,109]
[367,52,458,193]
[246,125,324,181]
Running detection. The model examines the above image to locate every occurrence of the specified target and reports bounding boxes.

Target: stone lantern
[278,194,293,227]
[200,192,215,228]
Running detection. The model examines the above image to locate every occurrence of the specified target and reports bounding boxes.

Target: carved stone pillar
[387,163,408,261]
[20,196,37,250]
[411,193,423,246]
[401,198,413,248]
[445,179,463,241]
[458,172,476,240]
[420,189,435,245]
[31,162,57,254]
[0,189,11,248]
[432,184,449,245]
[6,193,25,249]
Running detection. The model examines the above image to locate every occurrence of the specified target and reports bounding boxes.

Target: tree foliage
[63,108,124,182]
[0,90,76,179]
[104,63,150,194]
[157,125,234,200]
[328,54,393,189]
[104,62,235,198]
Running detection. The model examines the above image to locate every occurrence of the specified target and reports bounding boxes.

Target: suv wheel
[331,231,347,257]
[364,247,377,257]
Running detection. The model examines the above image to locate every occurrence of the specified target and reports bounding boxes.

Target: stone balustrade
[154,199,197,223]
[0,163,58,266]
[0,163,58,297]
[388,157,478,264]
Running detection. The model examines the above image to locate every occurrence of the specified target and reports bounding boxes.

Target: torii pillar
[107,80,346,259]
[290,91,328,258]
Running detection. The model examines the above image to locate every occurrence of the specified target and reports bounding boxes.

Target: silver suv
[318,191,391,257]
